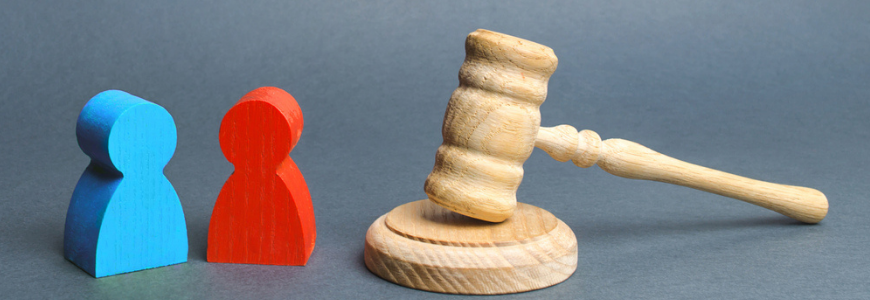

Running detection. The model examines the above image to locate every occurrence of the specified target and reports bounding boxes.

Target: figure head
[76,90,177,174]
[219,87,303,168]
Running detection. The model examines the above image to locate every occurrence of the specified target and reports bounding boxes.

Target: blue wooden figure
[64,90,188,277]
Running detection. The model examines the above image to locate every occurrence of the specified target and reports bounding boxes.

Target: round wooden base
[364,200,577,295]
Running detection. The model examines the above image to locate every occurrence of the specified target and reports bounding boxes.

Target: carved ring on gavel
[425,29,828,224]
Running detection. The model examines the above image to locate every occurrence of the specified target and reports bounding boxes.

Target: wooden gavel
[424,29,828,224]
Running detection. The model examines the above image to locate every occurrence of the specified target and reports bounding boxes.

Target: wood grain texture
[424,29,827,224]
[364,200,577,295]
[207,87,316,265]
[536,125,829,223]
[65,90,187,278]
[424,29,558,222]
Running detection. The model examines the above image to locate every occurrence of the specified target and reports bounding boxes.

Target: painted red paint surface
[207,87,316,265]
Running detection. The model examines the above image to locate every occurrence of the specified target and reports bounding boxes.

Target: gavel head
[424,29,558,222]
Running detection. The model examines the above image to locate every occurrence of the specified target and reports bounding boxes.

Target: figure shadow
[16,218,66,257]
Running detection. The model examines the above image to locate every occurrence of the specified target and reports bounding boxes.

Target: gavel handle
[535,125,828,223]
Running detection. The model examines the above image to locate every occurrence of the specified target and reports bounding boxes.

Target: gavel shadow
[572,215,811,242]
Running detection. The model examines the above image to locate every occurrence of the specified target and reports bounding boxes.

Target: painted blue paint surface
[64,90,188,278]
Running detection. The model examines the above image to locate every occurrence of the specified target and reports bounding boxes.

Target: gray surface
[1,0,868,299]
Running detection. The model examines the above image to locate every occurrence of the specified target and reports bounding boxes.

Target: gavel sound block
[365,29,828,295]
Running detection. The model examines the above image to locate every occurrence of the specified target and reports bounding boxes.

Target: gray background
[1,0,868,299]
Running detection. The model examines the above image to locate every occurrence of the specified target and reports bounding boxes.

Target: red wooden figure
[207,87,316,265]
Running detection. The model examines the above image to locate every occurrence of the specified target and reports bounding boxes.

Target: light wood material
[424,29,558,222]
[364,200,577,295]
[424,29,827,224]
[536,125,829,223]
